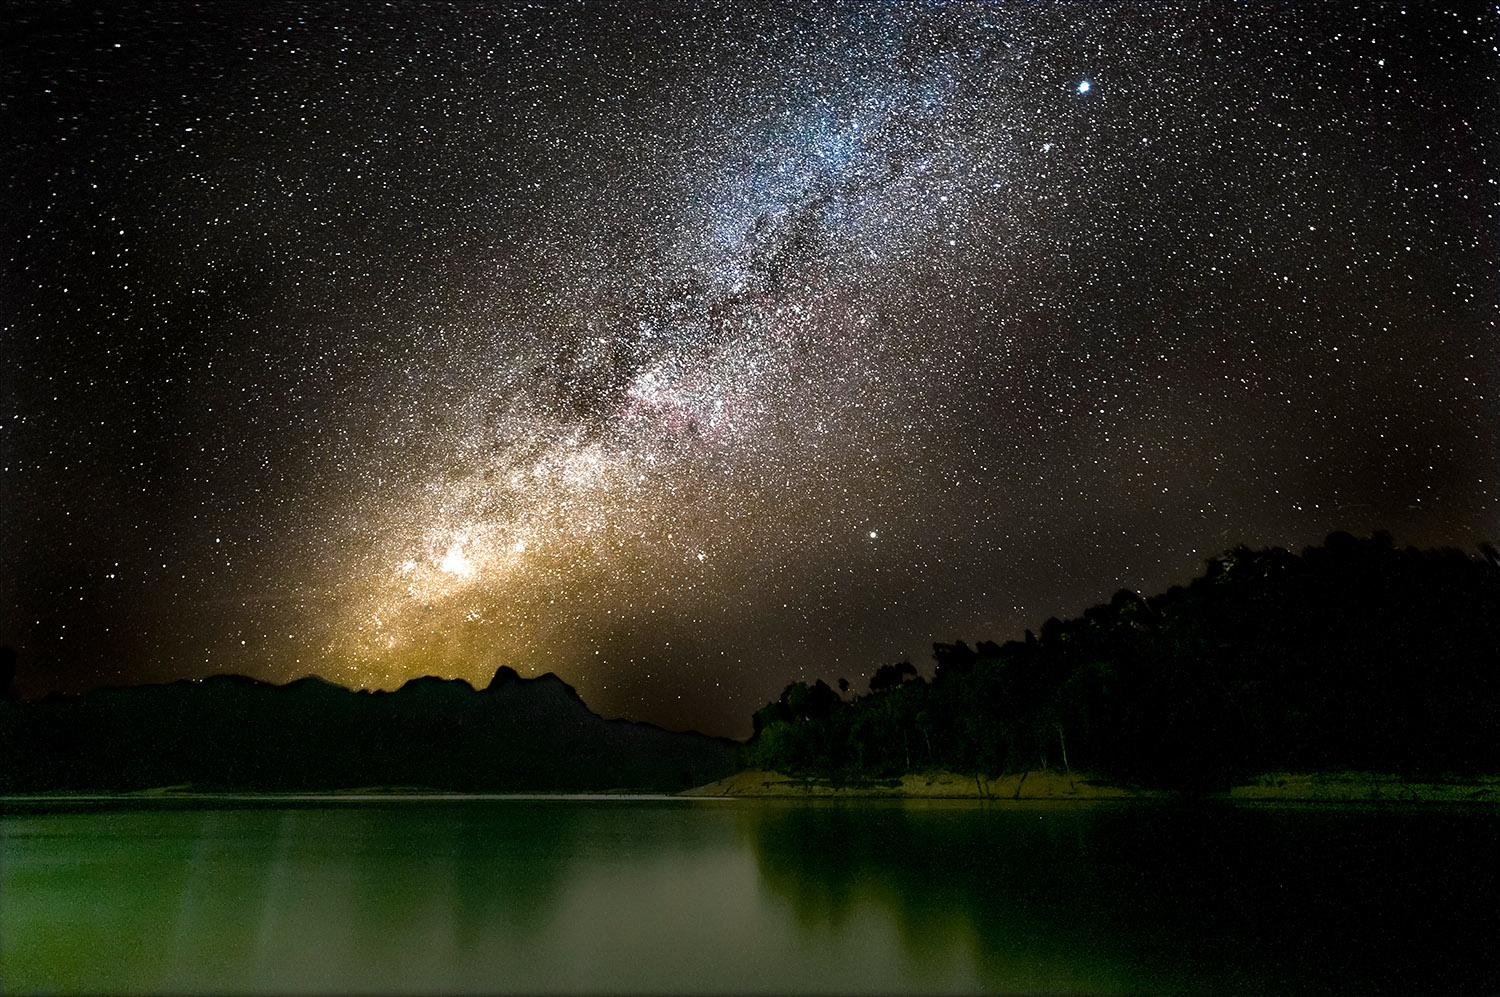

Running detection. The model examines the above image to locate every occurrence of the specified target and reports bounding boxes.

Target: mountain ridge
[0,665,737,793]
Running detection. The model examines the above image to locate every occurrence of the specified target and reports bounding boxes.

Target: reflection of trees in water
[742,801,1500,995]
[742,801,1139,991]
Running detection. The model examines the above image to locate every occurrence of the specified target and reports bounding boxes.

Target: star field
[3,3,1497,735]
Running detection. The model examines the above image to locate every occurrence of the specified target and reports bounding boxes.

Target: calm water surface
[3,796,1497,994]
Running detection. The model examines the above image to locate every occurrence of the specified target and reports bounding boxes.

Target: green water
[2,796,1497,994]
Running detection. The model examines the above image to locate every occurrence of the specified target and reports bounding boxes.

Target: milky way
[4,3,1497,734]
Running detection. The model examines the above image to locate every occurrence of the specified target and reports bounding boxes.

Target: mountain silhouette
[0,666,737,793]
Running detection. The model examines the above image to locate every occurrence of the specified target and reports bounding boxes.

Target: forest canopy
[744,532,1500,792]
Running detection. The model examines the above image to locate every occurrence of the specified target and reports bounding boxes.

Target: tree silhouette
[742,532,1500,791]
[868,660,919,693]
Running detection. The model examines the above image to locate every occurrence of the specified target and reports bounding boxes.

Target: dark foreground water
[2,796,1497,995]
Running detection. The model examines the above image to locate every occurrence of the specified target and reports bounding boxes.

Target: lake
[3,795,1497,994]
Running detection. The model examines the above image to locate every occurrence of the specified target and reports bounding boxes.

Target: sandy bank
[684,769,1500,803]
[1228,772,1500,803]
[681,769,1160,800]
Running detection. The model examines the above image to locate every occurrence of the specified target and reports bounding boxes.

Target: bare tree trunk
[978,773,995,800]
[1056,723,1075,790]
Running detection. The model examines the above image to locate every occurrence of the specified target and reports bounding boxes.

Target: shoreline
[1227,771,1500,803]
[4,772,1497,805]
[682,769,1161,800]
[681,769,1500,803]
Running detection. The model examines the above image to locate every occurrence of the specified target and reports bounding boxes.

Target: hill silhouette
[0,666,736,793]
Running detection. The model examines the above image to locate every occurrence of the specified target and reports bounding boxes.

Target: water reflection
[741,800,1500,994]
[3,798,1498,994]
[743,802,1151,993]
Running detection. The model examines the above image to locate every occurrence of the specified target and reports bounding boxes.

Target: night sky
[3,2,1496,736]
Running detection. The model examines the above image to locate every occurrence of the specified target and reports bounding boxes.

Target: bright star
[1076,79,1092,95]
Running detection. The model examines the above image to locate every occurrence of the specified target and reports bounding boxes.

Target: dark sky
[3,1,1496,737]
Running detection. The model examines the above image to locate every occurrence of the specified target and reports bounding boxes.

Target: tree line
[743,532,1500,792]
